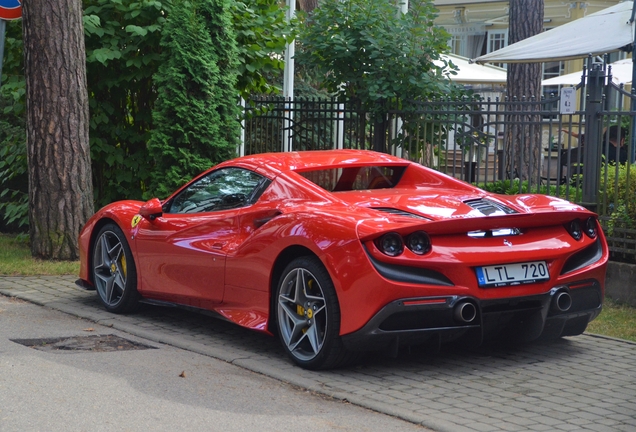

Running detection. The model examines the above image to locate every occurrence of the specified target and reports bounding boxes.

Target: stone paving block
[395,402,427,412]
[524,424,556,431]
[554,423,585,431]
[563,416,595,427]
[499,414,539,427]
[535,416,565,427]
[621,416,636,427]
[491,404,525,415]
[591,425,630,432]
[464,421,499,432]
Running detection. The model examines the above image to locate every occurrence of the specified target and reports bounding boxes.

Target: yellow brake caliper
[120,255,127,279]
[296,279,315,334]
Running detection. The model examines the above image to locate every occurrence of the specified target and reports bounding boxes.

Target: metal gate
[243,60,636,262]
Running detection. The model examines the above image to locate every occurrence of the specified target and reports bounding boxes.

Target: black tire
[91,223,140,313]
[275,256,356,370]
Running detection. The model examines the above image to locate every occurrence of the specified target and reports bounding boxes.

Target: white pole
[393,1,408,156]
[0,19,6,87]
[282,0,295,152]
[399,0,408,15]
[333,103,344,149]
[239,98,245,157]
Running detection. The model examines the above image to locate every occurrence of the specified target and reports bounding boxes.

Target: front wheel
[275,257,354,370]
[92,223,140,313]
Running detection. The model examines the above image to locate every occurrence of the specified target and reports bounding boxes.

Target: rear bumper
[341,279,602,351]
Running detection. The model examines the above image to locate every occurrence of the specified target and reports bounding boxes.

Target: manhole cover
[11,334,156,352]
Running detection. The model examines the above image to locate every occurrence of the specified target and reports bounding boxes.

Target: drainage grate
[10,334,157,352]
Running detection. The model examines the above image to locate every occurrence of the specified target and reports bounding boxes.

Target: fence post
[239,98,245,157]
[333,102,344,149]
[282,98,293,152]
[581,64,604,211]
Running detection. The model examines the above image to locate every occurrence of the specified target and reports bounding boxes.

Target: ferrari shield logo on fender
[131,215,142,228]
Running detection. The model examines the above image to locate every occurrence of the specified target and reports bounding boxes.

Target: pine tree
[147,0,240,198]
[23,0,94,259]
[505,0,544,183]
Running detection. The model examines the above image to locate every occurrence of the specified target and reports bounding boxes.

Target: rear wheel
[92,223,139,313]
[275,257,355,370]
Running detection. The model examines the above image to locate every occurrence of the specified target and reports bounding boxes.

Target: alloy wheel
[277,267,327,362]
[93,230,128,308]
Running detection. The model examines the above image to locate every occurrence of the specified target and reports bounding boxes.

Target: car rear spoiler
[356,209,597,240]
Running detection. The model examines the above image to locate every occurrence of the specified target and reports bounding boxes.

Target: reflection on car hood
[334,188,518,220]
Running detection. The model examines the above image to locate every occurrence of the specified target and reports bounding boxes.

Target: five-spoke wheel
[92,224,139,313]
[276,257,352,369]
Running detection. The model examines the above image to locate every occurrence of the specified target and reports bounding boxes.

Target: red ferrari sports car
[77,150,608,369]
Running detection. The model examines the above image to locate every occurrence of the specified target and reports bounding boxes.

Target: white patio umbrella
[436,54,507,84]
[542,58,633,86]
[472,2,635,64]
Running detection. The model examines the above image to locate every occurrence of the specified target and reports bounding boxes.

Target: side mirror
[139,198,163,220]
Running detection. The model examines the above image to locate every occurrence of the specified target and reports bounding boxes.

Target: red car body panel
[78,150,608,342]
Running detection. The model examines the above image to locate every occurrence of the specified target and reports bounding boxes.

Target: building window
[487,30,507,68]
[542,61,564,97]
[542,60,564,119]
[449,35,465,56]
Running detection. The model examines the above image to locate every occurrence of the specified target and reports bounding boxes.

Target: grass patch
[588,297,636,343]
[0,233,79,276]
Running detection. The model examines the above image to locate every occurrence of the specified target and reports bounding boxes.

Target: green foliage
[232,0,296,99]
[0,20,28,231]
[83,0,168,206]
[478,179,576,198]
[1,0,293,213]
[146,0,240,198]
[600,163,636,234]
[296,0,457,117]
[0,116,28,230]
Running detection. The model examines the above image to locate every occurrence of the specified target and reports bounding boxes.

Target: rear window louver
[372,207,430,220]
[464,198,517,216]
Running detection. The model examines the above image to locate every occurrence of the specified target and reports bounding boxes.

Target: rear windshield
[297,165,406,192]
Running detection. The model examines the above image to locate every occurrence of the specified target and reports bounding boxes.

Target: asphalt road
[0,295,425,431]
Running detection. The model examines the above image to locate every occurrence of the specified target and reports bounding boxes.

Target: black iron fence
[243,97,368,154]
[243,62,636,262]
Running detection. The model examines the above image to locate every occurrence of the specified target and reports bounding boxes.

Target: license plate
[475,261,549,288]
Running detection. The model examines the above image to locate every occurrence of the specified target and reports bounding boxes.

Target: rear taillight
[377,233,404,257]
[566,219,582,241]
[585,217,598,239]
[406,231,431,255]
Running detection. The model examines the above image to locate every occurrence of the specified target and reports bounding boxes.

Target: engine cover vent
[372,207,431,220]
[464,198,517,216]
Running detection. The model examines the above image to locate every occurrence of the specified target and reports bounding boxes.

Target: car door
[134,167,268,308]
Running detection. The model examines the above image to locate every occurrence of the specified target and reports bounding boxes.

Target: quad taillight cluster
[566,217,598,241]
[375,231,431,257]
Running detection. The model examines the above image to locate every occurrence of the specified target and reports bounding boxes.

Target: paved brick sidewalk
[1,276,635,432]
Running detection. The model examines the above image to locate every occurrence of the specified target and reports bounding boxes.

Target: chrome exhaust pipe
[552,290,572,313]
[454,302,477,323]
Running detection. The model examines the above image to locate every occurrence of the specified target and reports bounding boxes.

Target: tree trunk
[23,0,94,260]
[298,0,319,13]
[505,0,543,184]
